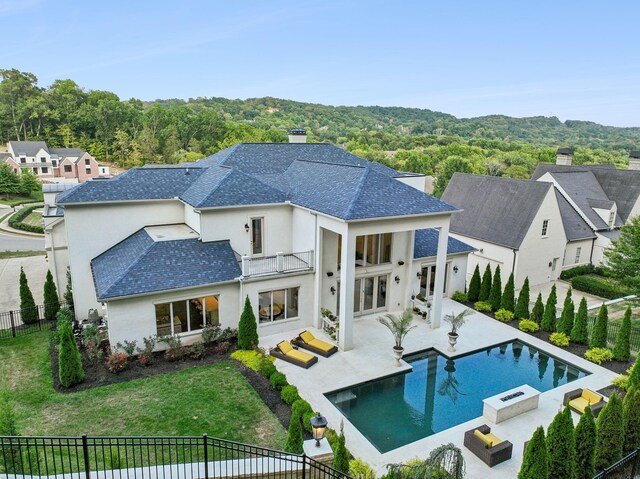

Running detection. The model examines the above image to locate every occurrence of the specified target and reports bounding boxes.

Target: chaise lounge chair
[463,424,513,467]
[563,388,605,417]
[292,330,338,357]
[270,340,318,369]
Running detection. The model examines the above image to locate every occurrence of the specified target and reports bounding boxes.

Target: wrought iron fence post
[302,453,307,479]
[203,434,209,479]
[630,449,639,478]
[82,434,91,479]
[9,311,16,338]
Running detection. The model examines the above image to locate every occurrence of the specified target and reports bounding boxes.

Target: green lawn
[0,250,45,259]
[607,298,640,328]
[0,192,44,207]
[21,210,42,227]
[0,332,286,448]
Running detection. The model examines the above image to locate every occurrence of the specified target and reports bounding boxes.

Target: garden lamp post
[310,413,328,447]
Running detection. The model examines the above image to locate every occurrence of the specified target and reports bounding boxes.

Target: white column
[312,226,323,329]
[338,230,356,351]
[431,222,450,329]
[404,230,416,310]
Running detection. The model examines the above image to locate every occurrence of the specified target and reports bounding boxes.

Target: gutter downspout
[511,249,517,276]
[589,237,596,264]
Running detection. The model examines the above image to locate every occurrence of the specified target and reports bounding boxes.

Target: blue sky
[2,0,639,126]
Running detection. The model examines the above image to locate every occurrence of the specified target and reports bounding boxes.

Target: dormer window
[541,219,549,237]
[609,211,615,227]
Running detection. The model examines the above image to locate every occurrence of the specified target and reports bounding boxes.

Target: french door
[354,274,388,316]
[420,264,448,299]
[250,217,264,256]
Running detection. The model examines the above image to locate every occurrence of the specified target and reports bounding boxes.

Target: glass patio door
[250,217,263,256]
[420,264,448,299]
[354,274,388,316]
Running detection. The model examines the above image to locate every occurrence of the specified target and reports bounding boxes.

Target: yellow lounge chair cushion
[308,338,335,352]
[582,389,602,404]
[569,397,590,413]
[485,433,503,446]
[474,430,493,448]
[300,330,315,343]
[286,349,315,364]
[278,341,294,354]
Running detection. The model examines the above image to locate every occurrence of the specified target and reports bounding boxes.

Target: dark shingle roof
[554,190,596,241]
[413,228,476,259]
[91,229,241,300]
[49,148,84,158]
[9,141,48,157]
[591,168,640,222]
[531,163,616,181]
[441,174,553,249]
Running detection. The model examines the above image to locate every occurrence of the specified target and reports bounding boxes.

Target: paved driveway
[0,255,48,312]
[0,232,45,251]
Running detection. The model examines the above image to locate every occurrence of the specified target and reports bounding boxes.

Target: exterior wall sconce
[453,266,459,273]
[394,275,400,284]
[326,271,334,277]
[310,413,328,447]
[330,286,336,295]
[244,223,250,233]
[397,260,405,266]
[416,271,422,278]
[548,261,552,268]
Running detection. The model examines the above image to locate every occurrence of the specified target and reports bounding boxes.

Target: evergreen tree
[500,272,515,312]
[332,422,350,474]
[0,394,21,474]
[541,285,557,332]
[63,267,74,309]
[467,265,481,302]
[488,265,502,311]
[514,277,530,320]
[530,293,544,324]
[623,388,640,453]
[43,270,60,321]
[19,267,38,324]
[629,355,640,391]
[546,407,575,479]
[590,304,609,349]
[570,298,589,344]
[557,288,575,336]
[284,409,303,454]
[0,163,21,197]
[574,406,596,479]
[612,306,632,361]
[237,296,259,350]
[58,320,84,388]
[518,426,549,479]
[595,392,624,470]
[478,265,492,302]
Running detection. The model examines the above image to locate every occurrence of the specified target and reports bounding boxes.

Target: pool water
[325,340,589,453]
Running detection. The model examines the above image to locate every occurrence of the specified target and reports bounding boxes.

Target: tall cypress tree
[546,407,575,479]
[237,296,259,350]
[590,304,609,349]
[557,288,575,336]
[623,388,640,453]
[63,267,74,310]
[19,267,38,324]
[284,408,303,454]
[574,406,596,479]
[541,285,557,332]
[518,426,549,479]
[514,277,530,320]
[43,270,60,321]
[332,422,349,474]
[530,293,545,324]
[488,265,502,311]
[612,306,632,361]
[467,265,481,302]
[628,355,640,391]
[501,272,515,312]
[595,392,624,470]
[570,298,589,344]
[478,265,492,302]
[58,320,84,387]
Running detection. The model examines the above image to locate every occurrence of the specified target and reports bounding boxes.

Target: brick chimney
[556,148,574,166]
[288,128,307,143]
[629,151,640,171]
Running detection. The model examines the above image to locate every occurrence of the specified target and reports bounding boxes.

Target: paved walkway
[261,299,617,478]
[0,255,48,311]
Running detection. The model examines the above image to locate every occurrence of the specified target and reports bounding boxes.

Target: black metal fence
[587,316,640,353]
[592,448,640,479]
[0,302,69,340]
[0,435,349,479]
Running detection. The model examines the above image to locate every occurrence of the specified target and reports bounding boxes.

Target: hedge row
[560,264,596,280]
[571,275,633,300]
[8,205,43,234]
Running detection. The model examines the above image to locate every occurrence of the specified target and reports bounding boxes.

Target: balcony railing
[241,251,314,278]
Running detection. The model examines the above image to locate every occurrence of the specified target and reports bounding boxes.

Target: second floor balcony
[241,250,315,278]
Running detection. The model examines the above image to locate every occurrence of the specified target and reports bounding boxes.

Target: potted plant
[377,309,416,367]
[443,309,473,352]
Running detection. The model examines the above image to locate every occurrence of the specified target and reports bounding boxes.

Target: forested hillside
[1,68,636,196]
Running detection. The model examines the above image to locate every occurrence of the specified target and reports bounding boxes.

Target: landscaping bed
[8,204,44,234]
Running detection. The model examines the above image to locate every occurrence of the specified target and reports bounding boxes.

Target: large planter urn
[447,332,458,352]
[393,346,404,367]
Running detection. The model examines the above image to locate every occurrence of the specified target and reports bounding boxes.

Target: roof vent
[556,148,574,166]
[288,128,307,144]
[185,167,190,175]
[629,151,640,171]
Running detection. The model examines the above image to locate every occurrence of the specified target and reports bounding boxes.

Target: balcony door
[420,264,448,299]
[250,217,264,256]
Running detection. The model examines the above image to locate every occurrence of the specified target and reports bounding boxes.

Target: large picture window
[354,233,392,267]
[155,295,219,336]
[259,287,299,323]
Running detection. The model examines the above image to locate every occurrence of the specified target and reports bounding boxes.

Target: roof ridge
[292,158,367,168]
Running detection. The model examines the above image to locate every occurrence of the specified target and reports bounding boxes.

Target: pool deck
[261,299,618,478]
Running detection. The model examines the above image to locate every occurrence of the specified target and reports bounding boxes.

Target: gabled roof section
[531,163,615,181]
[554,190,596,242]
[591,168,640,222]
[180,165,288,208]
[441,173,553,249]
[49,147,84,158]
[8,141,48,157]
[91,228,241,300]
[413,228,476,259]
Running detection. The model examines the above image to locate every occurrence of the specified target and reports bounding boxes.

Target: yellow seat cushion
[474,430,494,447]
[582,389,602,404]
[569,397,590,413]
[485,433,503,446]
[309,338,335,352]
[278,341,294,355]
[300,330,315,344]
[286,349,315,363]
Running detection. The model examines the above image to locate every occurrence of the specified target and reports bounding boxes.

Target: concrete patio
[261,298,618,478]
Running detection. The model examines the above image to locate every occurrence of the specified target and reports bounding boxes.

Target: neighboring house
[4,141,110,182]
[51,132,474,352]
[441,174,568,288]
[42,183,76,292]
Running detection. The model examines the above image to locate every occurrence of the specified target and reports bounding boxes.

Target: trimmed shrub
[451,291,468,303]
[280,385,301,405]
[284,409,303,454]
[501,272,515,312]
[106,352,128,373]
[514,277,530,320]
[623,388,640,453]
[549,332,570,348]
[332,422,350,474]
[541,285,557,332]
[530,293,544,324]
[302,411,315,433]
[260,361,277,378]
[237,296,259,350]
[585,348,613,365]
[546,407,575,479]
[612,305,632,361]
[518,426,549,479]
[291,399,314,433]
[0,396,21,474]
[629,356,640,391]
[230,349,269,371]
[571,275,632,299]
[467,265,481,302]
[488,265,502,311]
[43,270,60,321]
[595,392,624,470]
[560,264,595,280]
[570,298,589,344]
[58,321,84,387]
[611,374,629,392]
[8,204,44,234]
[19,267,38,325]
[519,319,540,333]
[557,288,574,336]
[478,265,492,301]
[474,301,492,313]
[590,304,608,349]
[494,309,514,322]
[348,458,376,479]
[269,372,288,390]
[574,406,596,479]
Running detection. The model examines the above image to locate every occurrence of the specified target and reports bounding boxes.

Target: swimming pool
[325,339,589,453]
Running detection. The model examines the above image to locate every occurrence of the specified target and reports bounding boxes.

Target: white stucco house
[51,132,474,352]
